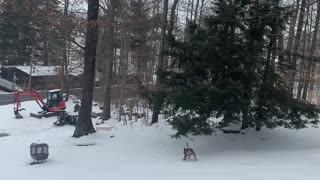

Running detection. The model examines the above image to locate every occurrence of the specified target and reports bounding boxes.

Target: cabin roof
[1,65,83,77]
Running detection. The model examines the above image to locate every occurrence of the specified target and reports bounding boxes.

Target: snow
[48,89,62,93]
[16,66,58,76]
[9,65,83,77]
[1,100,320,180]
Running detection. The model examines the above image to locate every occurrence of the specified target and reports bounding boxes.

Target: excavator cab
[46,89,64,109]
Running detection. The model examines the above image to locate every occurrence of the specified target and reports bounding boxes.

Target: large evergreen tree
[0,0,63,66]
[161,0,319,137]
[0,0,34,65]
[32,0,62,66]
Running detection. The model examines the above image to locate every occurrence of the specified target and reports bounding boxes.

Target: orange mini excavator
[14,89,66,119]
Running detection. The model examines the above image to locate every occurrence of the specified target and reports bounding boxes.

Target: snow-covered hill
[0,100,320,180]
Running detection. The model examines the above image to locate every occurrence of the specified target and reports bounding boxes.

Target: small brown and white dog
[183,143,197,160]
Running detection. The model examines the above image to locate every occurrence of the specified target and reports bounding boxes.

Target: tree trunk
[101,49,114,120]
[62,43,69,100]
[194,0,200,23]
[119,37,129,123]
[146,0,159,86]
[277,31,285,63]
[186,0,190,21]
[44,34,49,66]
[150,0,168,125]
[240,99,249,130]
[288,0,307,96]
[118,4,130,122]
[166,0,179,68]
[199,0,205,23]
[73,0,99,138]
[297,59,306,99]
[308,64,316,101]
[101,0,115,120]
[190,0,194,21]
[64,40,70,101]
[286,0,301,53]
[297,2,310,99]
[284,0,300,88]
[168,0,179,39]
[63,0,70,101]
[302,0,320,101]
[43,0,49,66]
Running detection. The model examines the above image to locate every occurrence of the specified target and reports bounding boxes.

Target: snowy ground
[1,100,320,180]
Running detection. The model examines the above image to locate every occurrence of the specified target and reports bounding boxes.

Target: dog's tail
[186,143,189,149]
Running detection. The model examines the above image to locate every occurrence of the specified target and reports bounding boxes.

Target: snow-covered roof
[48,89,61,93]
[2,65,83,77]
[16,66,59,77]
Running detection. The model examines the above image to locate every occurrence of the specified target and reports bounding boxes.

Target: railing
[0,77,23,91]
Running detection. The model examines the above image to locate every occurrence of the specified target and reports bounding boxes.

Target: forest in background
[1,0,320,137]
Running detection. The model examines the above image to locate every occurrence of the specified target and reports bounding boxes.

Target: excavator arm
[14,91,47,111]
[13,90,48,119]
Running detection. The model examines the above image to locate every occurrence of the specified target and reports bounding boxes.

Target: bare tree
[286,0,301,54]
[199,0,205,23]
[168,0,179,38]
[150,0,169,125]
[62,0,70,101]
[118,0,130,123]
[190,0,194,21]
[100,0,116,120]
[73,0,100,138]
[194,0,200,23]
[296,0,310,99]
[288,0,307,96]
[302,0,320,100]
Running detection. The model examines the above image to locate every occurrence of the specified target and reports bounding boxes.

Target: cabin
[0,65,82,90]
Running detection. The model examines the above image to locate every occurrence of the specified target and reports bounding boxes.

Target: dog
[183,143,197,160]
[74,103,80,112]
[54,111,78,126]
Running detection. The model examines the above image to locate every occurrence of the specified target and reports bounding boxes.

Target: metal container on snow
[30,143,49,162]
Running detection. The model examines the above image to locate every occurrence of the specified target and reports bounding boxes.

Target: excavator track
[30,111,61,119]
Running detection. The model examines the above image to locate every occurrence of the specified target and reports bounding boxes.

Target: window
[52,93,58,100]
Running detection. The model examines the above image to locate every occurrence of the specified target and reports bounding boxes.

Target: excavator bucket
[14,110,23,119]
